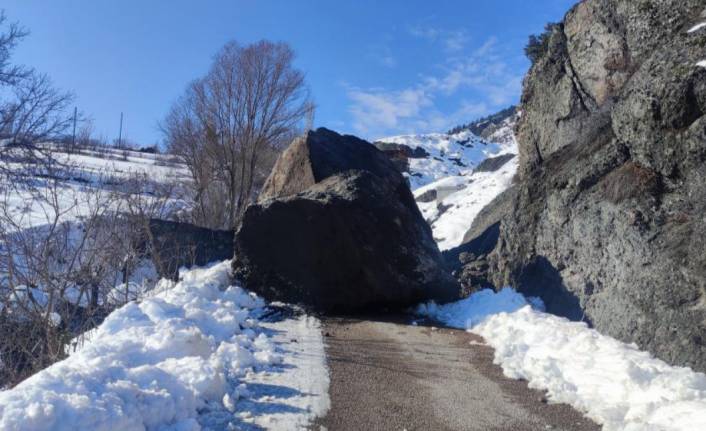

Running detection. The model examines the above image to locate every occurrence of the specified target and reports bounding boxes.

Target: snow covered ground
[383,112,519,250]
[379,130,507,190]
[0,144,189,230]
[414,155,517,250]
[417,289,706,431]
[0,261,330,431]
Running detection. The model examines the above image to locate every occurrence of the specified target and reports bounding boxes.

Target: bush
[525,22,560,64]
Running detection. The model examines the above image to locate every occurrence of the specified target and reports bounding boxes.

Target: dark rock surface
[373,141,430,174]
[462,186,517,245]
[473,154,516,174]
[148,219,234,280]
[489,0,706,371]
[447,186,518,297]
[444,223,500,297]
[233,128,459,313]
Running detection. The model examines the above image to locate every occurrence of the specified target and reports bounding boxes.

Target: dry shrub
[600,161,660,204]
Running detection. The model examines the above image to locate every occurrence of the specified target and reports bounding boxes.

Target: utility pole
[71,107,77,152]
[118,112,123,148]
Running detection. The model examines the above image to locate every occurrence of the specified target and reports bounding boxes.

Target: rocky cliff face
[489,0,706,371]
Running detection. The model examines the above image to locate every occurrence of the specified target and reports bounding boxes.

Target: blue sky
[3,0,575,145]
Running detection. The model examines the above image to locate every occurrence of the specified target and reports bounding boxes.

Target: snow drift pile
[417,289,706,431]
[0,261,329,430]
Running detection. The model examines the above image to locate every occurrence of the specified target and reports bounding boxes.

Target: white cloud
[347,87,433,135]
[408,24,440,41]
[474,36,498,57]
[346,34,524,139]
[444,30,469,52]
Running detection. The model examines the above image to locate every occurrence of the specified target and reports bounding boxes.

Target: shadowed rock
[234,128,459,313]
[490,0,706,371]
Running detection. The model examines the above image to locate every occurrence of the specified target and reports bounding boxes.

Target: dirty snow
[0,261,330,431]
[417,289,706,431]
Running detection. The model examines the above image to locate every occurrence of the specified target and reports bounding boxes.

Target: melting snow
[0,261,329,431]
[417,289,706,431]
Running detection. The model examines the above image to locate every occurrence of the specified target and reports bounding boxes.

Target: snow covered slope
[379,111,519,250]
[414,155,517,250]
[377,130,507,190]
[0,261,330,431]
[1,144,189,229]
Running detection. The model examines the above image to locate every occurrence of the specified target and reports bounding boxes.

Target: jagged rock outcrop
[473,154,516,174]
[373,142,430,174]
[489,0,706,371]
[233,128,459,312]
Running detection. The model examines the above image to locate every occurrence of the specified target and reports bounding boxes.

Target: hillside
[376,109,519,250]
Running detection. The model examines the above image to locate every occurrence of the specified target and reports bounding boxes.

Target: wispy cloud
[408,24,441,41]
[409,26,470,52]
[346,35,523,138]
[444,30,469,52]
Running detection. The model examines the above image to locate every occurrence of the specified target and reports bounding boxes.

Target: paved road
[314,316,600,431]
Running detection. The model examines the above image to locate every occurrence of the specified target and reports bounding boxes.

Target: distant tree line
[447,106,517,136]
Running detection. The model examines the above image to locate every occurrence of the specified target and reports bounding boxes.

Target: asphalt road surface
[314,316,600,431]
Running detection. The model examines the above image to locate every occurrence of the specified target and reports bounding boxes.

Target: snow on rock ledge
[417,288,706,431]
[0,261,330,431]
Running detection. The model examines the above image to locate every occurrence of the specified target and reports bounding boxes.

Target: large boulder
[233,128,459,312]
[490,0,706,371]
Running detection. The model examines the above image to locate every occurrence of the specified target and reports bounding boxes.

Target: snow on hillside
[0,261,330,431]
[417,289,706,431]
[414,155,517,250]
[0,144,189,229]
[378,130,507,190]
[381,112,519,250]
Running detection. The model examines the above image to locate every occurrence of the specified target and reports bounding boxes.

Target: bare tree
[0,168,182,387]
[163,40,313,229]
[0,11,73,173]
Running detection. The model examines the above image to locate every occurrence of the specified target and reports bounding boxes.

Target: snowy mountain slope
[376,130,506,190]
[0,261,330,431]
[0,144,189,229]
[378,111,519,250]
[414,155,517,250]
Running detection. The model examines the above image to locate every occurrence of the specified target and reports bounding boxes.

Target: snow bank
[417,288,706,431]
[0,261,329,431]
